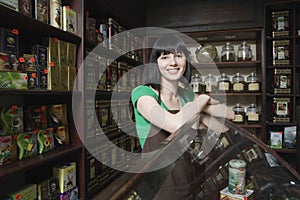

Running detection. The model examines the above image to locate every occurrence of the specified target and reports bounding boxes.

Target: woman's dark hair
[142,34,191,91]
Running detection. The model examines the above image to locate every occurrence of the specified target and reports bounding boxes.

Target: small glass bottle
[246,103,260,124]
[218,73,231,93]
[221,42,235,62]
[246,72,260,92]
[232,72,245,93]
[204,74,217,93]
[237,41,252,61]
[232,103,245,124]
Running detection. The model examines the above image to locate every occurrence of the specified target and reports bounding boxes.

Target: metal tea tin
[228,159,246,195]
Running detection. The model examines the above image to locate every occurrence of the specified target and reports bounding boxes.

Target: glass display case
[112,115,300,200]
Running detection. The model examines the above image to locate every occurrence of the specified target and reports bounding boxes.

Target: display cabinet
[265,0,300,172]
[181,28,265,140]
[101,117,300,200]
[83,1,145,198]
[0,0,85,198]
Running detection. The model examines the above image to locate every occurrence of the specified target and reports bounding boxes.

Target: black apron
[140,110,199,200]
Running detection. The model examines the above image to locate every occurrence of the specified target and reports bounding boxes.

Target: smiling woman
[131,34,234,199]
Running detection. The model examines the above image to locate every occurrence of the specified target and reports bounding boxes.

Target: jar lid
[238,41,251,50]
[194,73,202,81]
[232,72,245,82]
[233,103,245,112]
[204,74,216,81]
[229,159,246,168]
[218,73,230,81]
[222,42,234,50]
[247,103,258,112]
[246,72,258,82]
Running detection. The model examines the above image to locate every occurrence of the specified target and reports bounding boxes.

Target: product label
[219,82,229,91]
[248,83,259,91]
[233,114,243,123]
[228,161,246,194]
[247,113,259,121]
[276,102,288,116]
[233,83,244,92]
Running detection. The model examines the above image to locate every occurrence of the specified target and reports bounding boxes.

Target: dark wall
[146,0,265,32]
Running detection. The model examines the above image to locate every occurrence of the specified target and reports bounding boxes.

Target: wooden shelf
[192,60,261,69]
[272,148,297,154]
[0,89,81,96]
[0,5,81,44]
[0,145,82,180]
[210,92,262,96]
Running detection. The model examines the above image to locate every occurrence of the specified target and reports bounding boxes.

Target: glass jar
[232,72,245,93]
[218,73,231,93]
[237,41,252,61]
[204,74,217,93]
[246,72,260,92]
[232,103,245,124]
[221,42,235,62]
[191,74,200,93]
[246,103,260,124]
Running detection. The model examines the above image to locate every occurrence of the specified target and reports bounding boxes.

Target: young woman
[131,35,234,199]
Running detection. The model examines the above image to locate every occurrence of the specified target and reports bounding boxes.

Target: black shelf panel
[0,145,82,180]
[87,45,143,66]
[0,89,81,96]
[192,60,261,69]
[210,92,262,96]
[266,122,297,126]
[273,148,297,154]
[0,5,81,44]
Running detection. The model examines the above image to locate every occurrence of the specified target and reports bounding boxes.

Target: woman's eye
[160,56,168,60]
[176,54,184,58]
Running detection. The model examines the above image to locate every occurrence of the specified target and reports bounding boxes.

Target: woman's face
[157,51,186,82]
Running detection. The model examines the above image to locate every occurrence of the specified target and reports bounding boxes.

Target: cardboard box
[16,131,37,160]
[2,184,37,200]
[0,106,23,135]
[0,72,27,89]
[0,135,13,166]
[0,0,18,11]
[53,162,76,193]
[59,186,78,200]
[220,187,254,200]
[37,177,59,200]
[49,0,62,29]
[62,6,77,34]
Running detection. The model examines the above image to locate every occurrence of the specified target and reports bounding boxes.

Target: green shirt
[131,85,195,148]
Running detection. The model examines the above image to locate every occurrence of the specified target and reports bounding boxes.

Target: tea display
[273,68,291,94]
[272,97,291,123]
[272,40,290,65]
[272,10,290,37]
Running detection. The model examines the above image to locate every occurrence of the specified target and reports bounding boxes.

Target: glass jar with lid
[246,72,260,92]
[191,73,201,93]
[204,74,217,93]
[237,41,252,61]
[221,42,235,62]
[246,103,260,124]
[232,72,245,92]
[232,103,245,124]
[218,73,231,93]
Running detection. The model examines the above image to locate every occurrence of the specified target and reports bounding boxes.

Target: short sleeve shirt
[131,85,194,148]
